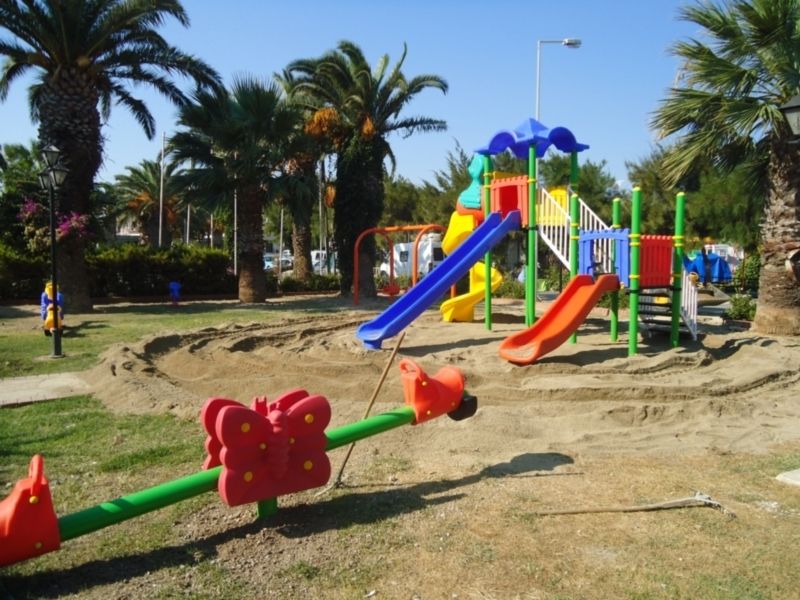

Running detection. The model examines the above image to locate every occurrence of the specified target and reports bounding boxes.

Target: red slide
[499,274,620,365]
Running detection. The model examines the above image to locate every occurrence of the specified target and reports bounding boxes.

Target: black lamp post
[779,95,800,137]
[38,145,68,358]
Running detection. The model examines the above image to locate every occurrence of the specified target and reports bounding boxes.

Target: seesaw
[0,359,477,566]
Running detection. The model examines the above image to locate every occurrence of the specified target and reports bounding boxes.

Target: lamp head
[52,164,68,188]
[563,38,582,48]
[41,145,61,168]
[38,170,50,190]
[779,94,800,137]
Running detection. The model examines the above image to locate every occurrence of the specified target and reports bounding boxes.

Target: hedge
[0,242,236,300]
[88,244,237,297]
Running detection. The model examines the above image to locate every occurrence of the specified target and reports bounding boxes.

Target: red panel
[640,235,674,288]
[490,176,529,226]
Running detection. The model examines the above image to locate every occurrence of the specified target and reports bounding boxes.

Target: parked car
[378,233,444,279]
[264,254,293,272]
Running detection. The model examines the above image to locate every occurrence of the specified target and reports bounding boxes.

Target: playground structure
[0,360,477,567]
[353,223,448,304]
[40,282,64,335]
[356,118,698,363]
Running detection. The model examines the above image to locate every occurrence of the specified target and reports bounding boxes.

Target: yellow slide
[441,262,502,322]
[440,211,503,322]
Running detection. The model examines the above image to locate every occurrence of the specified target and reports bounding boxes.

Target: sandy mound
[85,299,800,462]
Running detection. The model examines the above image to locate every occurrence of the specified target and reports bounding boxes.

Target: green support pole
[526,144,537,326]
[569,193,580,344]
[610,197,621,342]
[569,152,579,194]
[628,187,642,356]
[483,155,493,330]
[58,405,419,542]
[257,498,278,518]
[670,191,686,347]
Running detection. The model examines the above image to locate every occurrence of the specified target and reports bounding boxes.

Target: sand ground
[84,296,800,462]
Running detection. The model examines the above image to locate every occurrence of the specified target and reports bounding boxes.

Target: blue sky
[1,0,697,189]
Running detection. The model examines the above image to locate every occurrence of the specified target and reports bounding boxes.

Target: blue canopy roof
[682,252,733,284]
[476,118,589,158]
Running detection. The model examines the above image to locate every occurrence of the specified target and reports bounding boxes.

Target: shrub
[308,274,340,292]
[734,253,760,293]
[278,276,303,293]
[277,273,339,294]
[265,272,279,295]
[495,277,525,299]
[542,264,568,291]
[596,289,630,310]
[724,293,756,321]
[0,242,47,299]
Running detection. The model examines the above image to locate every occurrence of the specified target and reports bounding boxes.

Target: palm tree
[652,0,800,335]
[0,0,221,310]
[274,75,329,284]
[114,157,184,246]
[171,76,303,303]
[283,41,448,296]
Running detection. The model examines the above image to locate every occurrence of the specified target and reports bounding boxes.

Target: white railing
[537,187,570,268]
[537,187,614,272]
[680,268,698,340]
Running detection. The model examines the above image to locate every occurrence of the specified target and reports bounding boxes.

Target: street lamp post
[535,38,581,294]
[535,38,582,121]
[38,145,69,358]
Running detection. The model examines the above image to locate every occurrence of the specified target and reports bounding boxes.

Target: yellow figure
[40,282,64,335]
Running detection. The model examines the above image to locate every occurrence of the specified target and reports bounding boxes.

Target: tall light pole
[535,38,581,295]
[158,131,166,248]
[535,38,582,121]
[38,145,69,358]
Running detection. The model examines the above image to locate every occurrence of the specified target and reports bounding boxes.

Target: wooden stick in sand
[532,491,735,518]
[316,331,406,495]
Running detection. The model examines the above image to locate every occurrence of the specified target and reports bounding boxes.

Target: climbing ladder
[637,271,698,341]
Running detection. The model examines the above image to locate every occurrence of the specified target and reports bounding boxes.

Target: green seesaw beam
[58,405,420,542]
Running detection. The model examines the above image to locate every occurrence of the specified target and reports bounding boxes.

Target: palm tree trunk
[753,139,800,335]
[334,136,384,296]
[292,220,312,282]
[236,186,267,303]
[38,70,102,312]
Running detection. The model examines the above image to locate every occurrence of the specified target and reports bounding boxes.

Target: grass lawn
[0,297,341,378]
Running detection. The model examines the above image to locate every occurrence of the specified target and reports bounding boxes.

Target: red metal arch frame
[353,224,447,305]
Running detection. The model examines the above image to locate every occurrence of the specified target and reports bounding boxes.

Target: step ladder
[637,270,698,340]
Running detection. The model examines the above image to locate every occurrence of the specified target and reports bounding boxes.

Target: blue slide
[357,210,521,349]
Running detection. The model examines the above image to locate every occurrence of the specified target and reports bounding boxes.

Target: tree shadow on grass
[1,452,573,596]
